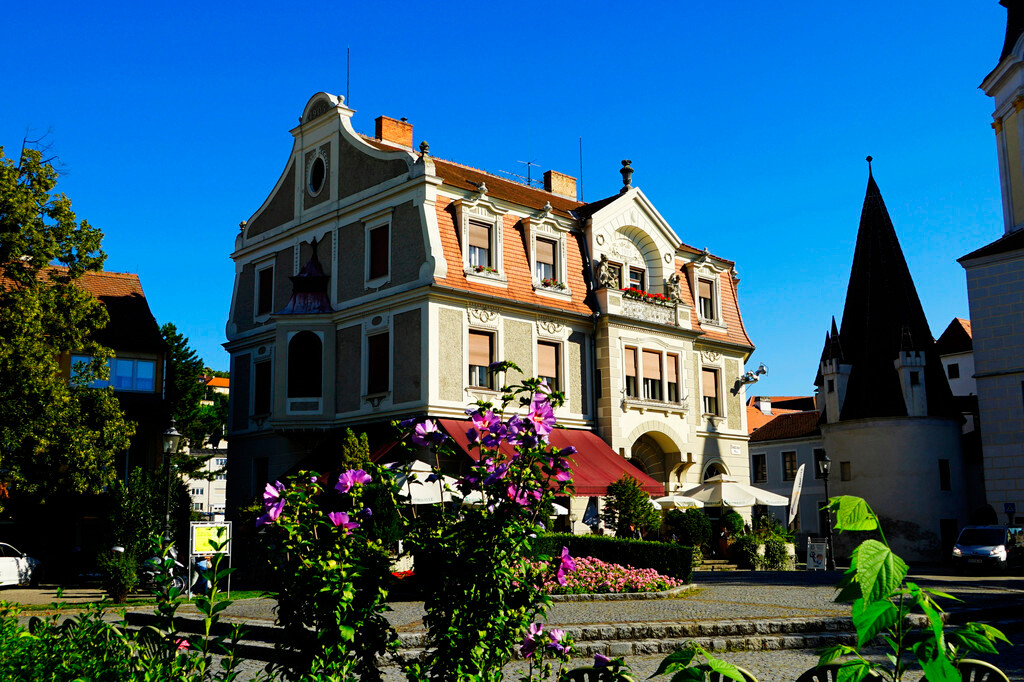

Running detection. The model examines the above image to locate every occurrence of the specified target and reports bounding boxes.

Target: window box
[621,287,674,307]
[539,278,566,290]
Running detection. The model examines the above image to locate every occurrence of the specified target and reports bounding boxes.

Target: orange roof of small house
[748,411,821,442]
[206,376,230,388]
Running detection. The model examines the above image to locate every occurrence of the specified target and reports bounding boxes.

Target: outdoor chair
[923,659,1010,682]
[796,664,881,681]
[561,666,635,681]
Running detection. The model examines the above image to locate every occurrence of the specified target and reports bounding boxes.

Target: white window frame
[751,453,768,483]
[701,365,723,417]
[525,216,572,298]
[251,354,274,421]
[363,208,393,288]
[620,341,688,413]
[467,328,498,392]
[686,253,729,330]
[254,260,275,321]
[285,330,324,415]
[362,313,393,407]
[454,197,508,286]
[536,339,563,393]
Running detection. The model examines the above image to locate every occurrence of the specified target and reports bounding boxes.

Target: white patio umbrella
[391,460,462,504]
[652,495,705,509]
[680,474,789,508]
[551,502,569,516]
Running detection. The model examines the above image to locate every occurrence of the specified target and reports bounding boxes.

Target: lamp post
[162,420,182,541]
[818,453,835,571]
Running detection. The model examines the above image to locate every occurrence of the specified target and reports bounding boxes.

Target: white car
[0,543,40,587]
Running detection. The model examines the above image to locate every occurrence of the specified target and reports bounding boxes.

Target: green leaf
[704,657,745,682]
[817,644,855,666]
[963,621,1012,646]
[947,628,999,655]
[835,661,875,682]
[651,649,698,677]
[828,496,878,532]
[667,670,704,682]
[850,599,898,648]
[917,647,960,682]
[851,539,906,603]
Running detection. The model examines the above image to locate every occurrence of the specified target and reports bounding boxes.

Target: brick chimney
[543,170,577,200]
[374,115,413,149]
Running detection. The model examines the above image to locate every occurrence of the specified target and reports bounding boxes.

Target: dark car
[951,525,1024,571]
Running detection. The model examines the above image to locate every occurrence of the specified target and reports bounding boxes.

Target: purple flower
[520,622,543,659]
[594,653,611,668]
[527,399,556,437]
[547,628,569,655]
[335,469,372,494]
[412,420,447,446]
[556,546,576,586]
[399,417,417,428]
[483,462,510,486]
[328,511,361,534]
[508,484,541,507]
[359,507,373,518]
[256,482,286,527]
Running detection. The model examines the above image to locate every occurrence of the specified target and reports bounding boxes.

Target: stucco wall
[335,220,363,302]
[247,162,296,238]
[392,201,426,286]
[438,308,463,402]
[822,417,968,562]
[568,331,586,415]
[503,319,534,385]
[274,248,293,311]
[394,309,422,404]
[235,266,255,332]
[336,138,409,200]
[335,325,361,413]
[726,358,741,431]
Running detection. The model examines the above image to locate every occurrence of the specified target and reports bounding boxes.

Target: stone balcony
[595,288,691,328]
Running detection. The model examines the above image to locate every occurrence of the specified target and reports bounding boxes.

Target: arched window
[288,331,322,398]
[703,462,727,481]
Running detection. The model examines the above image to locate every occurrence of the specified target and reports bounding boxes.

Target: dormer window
[468,220,491,268]
[535,238,556,281]
[698,279,716,320]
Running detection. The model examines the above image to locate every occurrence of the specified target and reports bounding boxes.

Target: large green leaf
[704,658,745,682]
[851,599,898,648]
[948,628,999,655]
[651,648,698,676]
[668,670,704,682]
[835,660,875,682]
[917,646,960,682]
[829,496,878,532]
[852,539,906,603]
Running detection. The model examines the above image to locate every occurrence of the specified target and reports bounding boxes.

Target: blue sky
[1,1,1008,396]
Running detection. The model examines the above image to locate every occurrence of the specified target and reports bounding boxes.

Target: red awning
[438,419,663,496]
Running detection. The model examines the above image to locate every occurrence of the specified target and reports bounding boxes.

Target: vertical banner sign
[788,464,805,527]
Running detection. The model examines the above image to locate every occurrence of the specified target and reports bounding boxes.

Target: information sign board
[807,540,827,571]
[190,522,232,555]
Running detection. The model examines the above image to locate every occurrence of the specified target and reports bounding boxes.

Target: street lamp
[818,453,835,571]
[162,420,182,541]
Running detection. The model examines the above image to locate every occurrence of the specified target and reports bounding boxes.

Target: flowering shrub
[535,556,681,595]
[258,466,399,681]
[620,287,673,306]
[474,264,499,274]
[401,368,578,680]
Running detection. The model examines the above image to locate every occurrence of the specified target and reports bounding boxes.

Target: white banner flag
[788,463,805,526]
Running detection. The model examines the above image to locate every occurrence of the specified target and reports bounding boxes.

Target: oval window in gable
[308,156,326,196]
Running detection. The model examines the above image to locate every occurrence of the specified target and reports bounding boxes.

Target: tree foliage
[160,323,206,448]
[602,475,661,537]
[665,507,711,547]
[0,146,133,506]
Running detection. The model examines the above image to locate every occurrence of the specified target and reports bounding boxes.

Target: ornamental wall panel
[335,326,362,413]
[439,308,464,402]
[393,309,422,404]
[503,319,534,385]
[568,331,585,414]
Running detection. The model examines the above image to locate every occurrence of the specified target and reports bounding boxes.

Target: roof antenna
[346,47,351,105]
[866,155,873,176]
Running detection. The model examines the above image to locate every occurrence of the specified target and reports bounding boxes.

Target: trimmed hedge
[533,533,694,583]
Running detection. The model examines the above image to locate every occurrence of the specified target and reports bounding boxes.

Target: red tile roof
[207,376,230,388]
[748,411,821,443]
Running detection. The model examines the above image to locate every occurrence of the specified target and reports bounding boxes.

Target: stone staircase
[696,558,741,571]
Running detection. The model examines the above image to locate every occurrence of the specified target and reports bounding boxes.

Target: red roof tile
[748,411,821,443]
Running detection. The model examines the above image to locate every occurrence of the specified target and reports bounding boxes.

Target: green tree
[160,322,206,448]
[338,428,370,470]
[0,146,133,507]
[665,507,712,547]
[602,475,661,537]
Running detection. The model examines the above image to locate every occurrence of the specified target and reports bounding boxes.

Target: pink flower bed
[536,556,682,595]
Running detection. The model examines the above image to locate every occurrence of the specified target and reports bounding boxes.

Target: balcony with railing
[595,287,690,328]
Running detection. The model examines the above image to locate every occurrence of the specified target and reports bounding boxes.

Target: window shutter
[666,354,678,383]
[642,350,661,380]
[536,238,555,265]
[468,331,492,367]
[369,225,389,279]
[699,279,712,300]
[625,347,637,377]
[702,368,717,398]
[469,221,490,249]
[538,342,558,378]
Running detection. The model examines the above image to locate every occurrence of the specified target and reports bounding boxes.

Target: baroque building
[224,93,757,527]
[960,0,1024,525]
